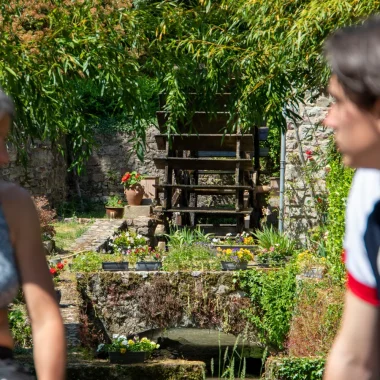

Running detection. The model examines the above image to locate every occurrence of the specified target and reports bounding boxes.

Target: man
[323,17,380,380]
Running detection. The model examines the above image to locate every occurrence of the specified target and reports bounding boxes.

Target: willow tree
[140,0,380,135]
[1,0,380,173]
[0,0,148,174]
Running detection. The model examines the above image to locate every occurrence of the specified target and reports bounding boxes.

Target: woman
[0,90,66,379]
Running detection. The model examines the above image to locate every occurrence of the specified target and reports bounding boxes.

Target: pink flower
[270,246,275,252]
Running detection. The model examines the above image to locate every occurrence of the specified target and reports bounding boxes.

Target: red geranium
[120,171,145,189]
[50,268,57,275]
[57,262,64,270]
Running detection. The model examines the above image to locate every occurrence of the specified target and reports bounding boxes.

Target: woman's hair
[324,16,380,108]
[0,89,15,119]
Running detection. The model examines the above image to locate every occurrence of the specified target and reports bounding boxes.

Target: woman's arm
[324,290,380,380]
[2,186,66,380]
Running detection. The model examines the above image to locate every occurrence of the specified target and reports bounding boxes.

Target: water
[138,327,263,377]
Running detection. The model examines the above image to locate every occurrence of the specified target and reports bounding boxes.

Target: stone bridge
[77,271,260,347]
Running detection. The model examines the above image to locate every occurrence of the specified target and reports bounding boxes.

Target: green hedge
[266,357,325,380]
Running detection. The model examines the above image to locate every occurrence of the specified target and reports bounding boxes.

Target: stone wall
[284,95,333,241]
[0,140,68,205]
[79,126,165,202]
[77,271,258,344]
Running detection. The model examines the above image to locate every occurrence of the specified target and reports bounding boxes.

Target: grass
[54,221,92,251]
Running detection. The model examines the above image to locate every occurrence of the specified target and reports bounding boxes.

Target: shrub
[287,280,344,357]
[236,264,297,352]
[166,226,213,248]
[32,196,56,241]
[325,157,354,282]
[267,357,325,380]
[70,251,125,272]
[8,305,32,348]
[254,226,297,266]
[163,244,220,271]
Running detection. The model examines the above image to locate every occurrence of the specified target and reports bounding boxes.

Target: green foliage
[325,153,354,282]
[236,265,298,351]
[105,195,125,208]
[0,0,149,170]
[103,336,159,353]
[54,220,92,251]
[162,244,220,271]
[111,230,148,253]
[166,226,213,248]
[210,336,247,379]
[8,305,32,348]
[274,357,325,380]
[70,251,125,272]
[254,226,297,266]
[3,0,379,174]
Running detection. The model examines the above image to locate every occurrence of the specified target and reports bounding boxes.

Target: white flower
[113,334,119,339]
[226,233,232,237]
[137,234,142,239]
[129,238,134,244]
[212,238,219,243]
[122,340,128,346]
[119,335,127,340]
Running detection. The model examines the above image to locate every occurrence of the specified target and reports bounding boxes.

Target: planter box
[135,261,162,271]
[105,207,124,219]
[102,262,129,271]
[221,261,248,271]
[109,351,147,364]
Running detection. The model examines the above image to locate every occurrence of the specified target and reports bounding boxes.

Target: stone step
[68,219,127,252]
[15,354,206,380]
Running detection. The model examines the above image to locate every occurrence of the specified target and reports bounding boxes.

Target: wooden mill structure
[153,94,267,235]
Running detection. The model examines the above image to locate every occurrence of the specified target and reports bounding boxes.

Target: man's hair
[0,89,14,119]
[325,16,380,108]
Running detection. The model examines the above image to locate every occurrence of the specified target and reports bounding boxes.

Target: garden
[1,0,371,379]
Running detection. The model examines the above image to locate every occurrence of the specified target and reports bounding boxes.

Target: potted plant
[121,171,145,205]
[253,226,296,267]
[105,195,125,219]
[133,247,163,271]
[210,232,256,249]
[49,261,66,303]
[216,247,254,271]
[102,254,129,271]
[99,335,160,364]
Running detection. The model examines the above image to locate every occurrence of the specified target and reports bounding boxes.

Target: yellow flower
[128,339,134,345]
[120,348,126,354]
[225,249,233,255]
[141,337,148,342]
[217,247,222,252]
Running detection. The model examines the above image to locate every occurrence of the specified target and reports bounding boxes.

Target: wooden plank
[155,184,252,190]
[155,134,254,151]
[197,170,234,175]
[163,207,253,215]
[194,224,239,235]
[154,157,253,171]
[198,151,236,157]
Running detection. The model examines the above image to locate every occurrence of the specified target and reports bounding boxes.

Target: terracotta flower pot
[125,185,144,205]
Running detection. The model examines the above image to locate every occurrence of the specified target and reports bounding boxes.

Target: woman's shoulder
[0,181,33,203]
[0,182,37,225]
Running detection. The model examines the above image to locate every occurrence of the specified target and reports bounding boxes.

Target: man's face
[324,75,380,169]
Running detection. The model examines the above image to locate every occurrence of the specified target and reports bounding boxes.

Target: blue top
[0,206,19,309]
